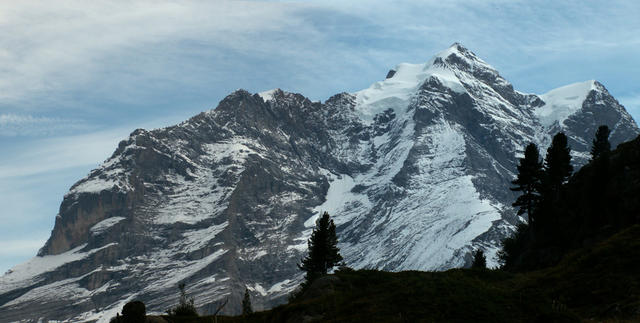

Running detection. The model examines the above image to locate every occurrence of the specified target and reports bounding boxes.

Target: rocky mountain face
[1,43,638,322]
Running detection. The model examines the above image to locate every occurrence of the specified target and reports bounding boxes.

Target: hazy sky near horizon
[1,0,639,274]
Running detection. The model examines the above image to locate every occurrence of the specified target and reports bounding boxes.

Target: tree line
[501,125,627,270]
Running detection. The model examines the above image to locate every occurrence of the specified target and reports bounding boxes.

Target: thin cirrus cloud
[0,113,88,137]
[0,128,126,179]
[1,1,638,112]
[0,1,310,107]
[0,113,187,180]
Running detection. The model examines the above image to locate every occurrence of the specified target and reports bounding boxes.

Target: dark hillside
[158,225,639,322]
[503,135,640,271]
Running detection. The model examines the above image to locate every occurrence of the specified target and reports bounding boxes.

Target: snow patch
[90,217,126,234]
[536,80,596,127]
[83,293,138,323]
[0,243,118,295]
[305,171,371,228]
[154,137,264,225]
[171,222,228,252]
[143,248,228,291]
[248,279,296,296]
[2,275,91,307]
[69,177,118,194]
[258,89,279,102]
[67,153,134,196]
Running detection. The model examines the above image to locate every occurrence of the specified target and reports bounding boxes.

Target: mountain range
[1,43,638,322]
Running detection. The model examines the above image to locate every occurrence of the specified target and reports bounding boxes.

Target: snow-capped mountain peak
[353,43,494,124]
[1,45,638,322]
[536,80,598,127]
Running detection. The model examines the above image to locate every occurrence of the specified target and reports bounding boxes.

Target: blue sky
[1,0,639,274]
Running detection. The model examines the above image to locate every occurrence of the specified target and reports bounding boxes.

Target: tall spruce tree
[537,132,573,237]
[298,212,343,284]
[471,249,487,269]
[543,132,573,195]
[511,143,543,224]
[591,125,611,160]
[589,125,612,229]
[241,287,252,316]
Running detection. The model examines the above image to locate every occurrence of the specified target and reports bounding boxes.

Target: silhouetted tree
[588,125,612,229]
[166,283,198,317]
[542,132,573,197]
[498,223,530,270]
[501,134,640,272]
[538,132,573,237]
[298,212,343,285]
[471,249,487,269]
[109,301,146,323]
[591,125,611,160]
[242,287,253,316]
[122,301,145,323]
[511,143,544,224]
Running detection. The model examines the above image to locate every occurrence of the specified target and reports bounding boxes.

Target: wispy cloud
[2,0,639,111]
[0,128,126,179]
[0,113,89,136]
[0,113,185,179]
[0,1,309,107]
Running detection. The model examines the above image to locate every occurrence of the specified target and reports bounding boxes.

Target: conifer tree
[298,212,343,284]
[537,132,573,237]
[543,132,573,195]
[589,125,612,229]
[511,143,543,223]
[471,249,487,269]
[241,287,253,316]
[591,125,611,160]
[166,283,198,317]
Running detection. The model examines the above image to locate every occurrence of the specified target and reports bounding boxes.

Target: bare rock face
[1,44,638,322]
[41,189,142,256]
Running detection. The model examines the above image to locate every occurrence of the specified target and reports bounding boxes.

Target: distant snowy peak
[433,42,496,73]
[352,43,513,124]
[536,80,599,127]
[351,44,471,123]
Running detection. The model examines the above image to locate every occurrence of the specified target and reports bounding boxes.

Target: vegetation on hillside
[119,224,637,322]
[503,129,640,271]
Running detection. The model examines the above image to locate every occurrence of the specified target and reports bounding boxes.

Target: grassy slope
[165,225,640,323]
